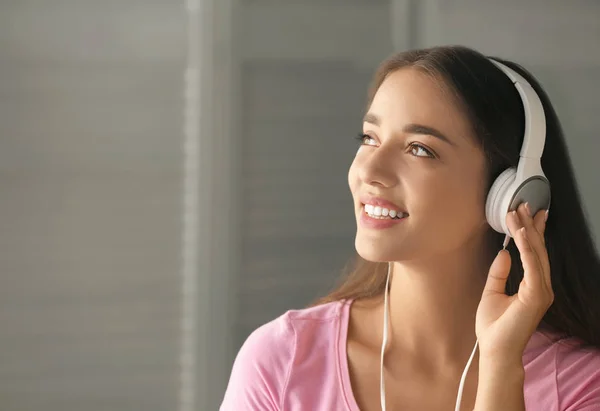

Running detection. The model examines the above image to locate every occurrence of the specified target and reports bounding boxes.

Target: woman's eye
[409,143,435,158]
[355,134,435,158]
[356,133,377,146]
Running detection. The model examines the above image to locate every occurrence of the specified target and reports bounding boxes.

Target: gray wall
[0,1,185,410]
[1,1,599,411]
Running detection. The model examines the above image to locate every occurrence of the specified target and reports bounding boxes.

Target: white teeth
[363,204,405,219]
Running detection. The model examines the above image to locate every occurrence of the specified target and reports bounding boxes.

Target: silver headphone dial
[508,176,551,215]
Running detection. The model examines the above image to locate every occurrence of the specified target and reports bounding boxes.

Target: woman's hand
[475,203,554,363]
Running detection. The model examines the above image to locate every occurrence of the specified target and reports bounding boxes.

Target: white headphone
[485,59,551,236]
[379,59,551,411]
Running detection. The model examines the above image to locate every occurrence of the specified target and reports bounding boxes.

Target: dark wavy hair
[312,45,600,348]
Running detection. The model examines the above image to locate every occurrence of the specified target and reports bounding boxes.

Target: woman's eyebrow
[363,112,456,146]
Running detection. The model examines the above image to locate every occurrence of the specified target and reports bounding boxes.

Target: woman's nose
[357,147,399,188]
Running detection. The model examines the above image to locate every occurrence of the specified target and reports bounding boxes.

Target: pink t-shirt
[220,299,600,410]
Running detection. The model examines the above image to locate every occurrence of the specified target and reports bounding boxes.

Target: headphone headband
[489,59,547,160]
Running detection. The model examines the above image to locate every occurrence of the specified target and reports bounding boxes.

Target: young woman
[220,45,600,410]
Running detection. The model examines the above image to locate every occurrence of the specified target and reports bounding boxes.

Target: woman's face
[348,67,490,262]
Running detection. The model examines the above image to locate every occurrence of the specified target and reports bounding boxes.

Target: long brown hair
[310,45,600,348]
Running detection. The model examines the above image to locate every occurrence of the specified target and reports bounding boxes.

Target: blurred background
[1,1,599,410]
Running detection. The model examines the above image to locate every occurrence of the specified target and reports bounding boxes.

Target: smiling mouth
[363,204,408,220]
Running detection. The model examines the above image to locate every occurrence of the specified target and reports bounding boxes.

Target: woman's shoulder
[220,299,351,410]
[524,329,600,410]
[525,328,600,370]
[244,298,350,350]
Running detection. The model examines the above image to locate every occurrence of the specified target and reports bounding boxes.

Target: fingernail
[545,209,549,223]
[524,202,532,216]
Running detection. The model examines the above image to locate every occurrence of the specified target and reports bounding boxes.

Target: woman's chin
[355,238,408,263]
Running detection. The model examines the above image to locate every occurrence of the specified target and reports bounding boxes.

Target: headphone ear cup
[485,168,517,234]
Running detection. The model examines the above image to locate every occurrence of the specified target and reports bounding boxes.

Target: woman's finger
[509,219,544,293]
[517,204,552,292]
[504,204,553,303]
[533,208,547,239]
[483,249,512,295]
[531,208,552,291]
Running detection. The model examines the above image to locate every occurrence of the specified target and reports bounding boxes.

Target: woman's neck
[385,237,496,371]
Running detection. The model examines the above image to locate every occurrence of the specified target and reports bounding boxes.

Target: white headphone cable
[379,263,392,411]
[455,338,478,411]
